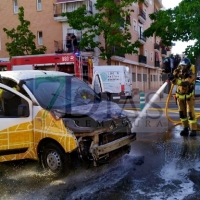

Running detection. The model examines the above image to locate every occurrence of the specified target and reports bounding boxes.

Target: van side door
[0,83,33,161]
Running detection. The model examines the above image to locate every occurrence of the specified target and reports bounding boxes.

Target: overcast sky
[161,0,195,55]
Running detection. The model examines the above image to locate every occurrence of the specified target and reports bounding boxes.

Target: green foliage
[143,0,200,63]
[3,7,46,58]
[62,0,143,65]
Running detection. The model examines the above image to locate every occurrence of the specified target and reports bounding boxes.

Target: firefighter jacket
[172,64,196,99]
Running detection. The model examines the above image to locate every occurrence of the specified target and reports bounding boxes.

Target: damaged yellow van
[0,71,136,175]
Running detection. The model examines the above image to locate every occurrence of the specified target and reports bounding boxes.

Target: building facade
[0,0,171,92]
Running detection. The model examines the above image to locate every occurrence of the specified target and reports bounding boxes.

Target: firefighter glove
[167,73,175,81]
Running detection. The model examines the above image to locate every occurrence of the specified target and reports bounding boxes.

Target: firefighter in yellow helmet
[168,57,197,136]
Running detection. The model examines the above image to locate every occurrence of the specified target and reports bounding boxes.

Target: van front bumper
[90,132,136,158]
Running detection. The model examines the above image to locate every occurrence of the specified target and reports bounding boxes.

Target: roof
[0,70,71,82]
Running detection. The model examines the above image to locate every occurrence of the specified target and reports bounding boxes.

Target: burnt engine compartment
[76,117,133,165]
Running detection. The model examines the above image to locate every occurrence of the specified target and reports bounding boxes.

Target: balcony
[54,40,94,55]
[138,33,146,45]
[144,0,149,7]
[53,1,93,22]
[161,49,167,56]
[154,43,160,52]
[112,46,125,58]
[138,8,146,24]
[139,55,147,64]
[54,40,69,53]
[155,61,160,67]
[154,0,163,8]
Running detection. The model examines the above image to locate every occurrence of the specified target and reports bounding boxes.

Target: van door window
[0,88,29,117]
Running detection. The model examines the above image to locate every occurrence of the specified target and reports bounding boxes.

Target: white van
[94,65,132,102]
[0,70,135,175]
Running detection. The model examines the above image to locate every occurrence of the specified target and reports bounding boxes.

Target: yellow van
[0,70,136,175]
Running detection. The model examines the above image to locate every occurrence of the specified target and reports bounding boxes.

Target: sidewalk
[130,89,171,103]
[130,89,200,103]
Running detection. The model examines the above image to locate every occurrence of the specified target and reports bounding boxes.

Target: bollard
[139,92,145,110]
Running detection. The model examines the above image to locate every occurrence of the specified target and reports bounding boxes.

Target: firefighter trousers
[177,94,197,130]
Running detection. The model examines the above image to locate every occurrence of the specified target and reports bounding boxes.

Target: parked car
[0,70,136,175]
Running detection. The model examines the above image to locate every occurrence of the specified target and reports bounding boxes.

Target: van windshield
[25,75,100,110]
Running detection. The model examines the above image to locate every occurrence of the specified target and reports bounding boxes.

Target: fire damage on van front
[27,75,136,166]
[29,75,136,166]
[55,101,136,165]
[0,71,136,175]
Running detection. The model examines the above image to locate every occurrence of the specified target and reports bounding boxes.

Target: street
[0,102,200,200]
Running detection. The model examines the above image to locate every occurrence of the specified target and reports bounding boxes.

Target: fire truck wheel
[41,142,67,175]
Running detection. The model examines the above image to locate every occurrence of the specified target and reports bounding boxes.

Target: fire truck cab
[2,53,105,96]
[7,53,93,84]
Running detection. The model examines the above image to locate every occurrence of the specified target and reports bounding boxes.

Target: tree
[3,7,46,58]
[143,0,200,67]
[62,0,143,65]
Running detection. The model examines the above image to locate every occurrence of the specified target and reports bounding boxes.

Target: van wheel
[40,143,66,175]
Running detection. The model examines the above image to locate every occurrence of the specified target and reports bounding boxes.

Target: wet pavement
[1,92,200,200]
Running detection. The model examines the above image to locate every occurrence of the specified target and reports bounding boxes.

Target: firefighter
[168,57,197,136]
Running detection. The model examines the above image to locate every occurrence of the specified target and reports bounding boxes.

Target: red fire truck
[0,53,94,84]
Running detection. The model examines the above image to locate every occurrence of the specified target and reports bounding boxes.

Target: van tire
[40,142,67,176]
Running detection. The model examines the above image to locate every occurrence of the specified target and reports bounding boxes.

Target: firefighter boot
[189,130,196,136]
[180,127,189,136]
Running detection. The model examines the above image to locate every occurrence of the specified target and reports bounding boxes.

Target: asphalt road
[1,107,200,199]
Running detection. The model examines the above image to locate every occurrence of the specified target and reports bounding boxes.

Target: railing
[139,33,146,42]
[154,43,160,51]
[54,40,94,54]
[139,8,146,20]
[53,2,92,18]
[161,49,167,55]
[54,40,80,53]
[112,46,125,58]
[144,0,149,7]
[155,61,160,67]
[139,55,147,64]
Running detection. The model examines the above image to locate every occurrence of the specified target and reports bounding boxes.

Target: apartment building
[0,0,171,92]
[109,0,172,92]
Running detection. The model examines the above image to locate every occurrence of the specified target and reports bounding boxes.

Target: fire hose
[164,82,200,130]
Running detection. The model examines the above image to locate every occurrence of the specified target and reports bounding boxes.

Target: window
[150,52,153,62]
[0,86,29,117]
[137,74,141,82]
[13,0,18,13]
[149,0,152,5]
[88,1,93,13]
[132,73,136,82]
[145,49,148,59]
[115,61,119,65]
[37,0,42,11]
[143,74,147,82]
[38,31,43,45]
[133,19,137,32]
